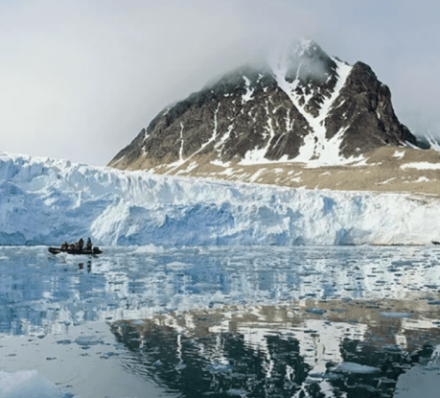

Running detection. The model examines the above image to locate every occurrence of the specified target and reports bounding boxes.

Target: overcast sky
[1,0,439,166]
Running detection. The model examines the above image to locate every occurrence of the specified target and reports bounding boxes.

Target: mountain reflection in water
[111,302,440,398]
[0,246,439,397]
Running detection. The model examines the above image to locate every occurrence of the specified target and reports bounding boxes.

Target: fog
[0,0,439,166]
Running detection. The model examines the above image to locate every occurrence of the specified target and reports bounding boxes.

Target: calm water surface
[0,245,439,397]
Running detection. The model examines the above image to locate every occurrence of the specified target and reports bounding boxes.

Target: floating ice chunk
[75,335,103,346]
[308,372,341,380]
[0,370,69,398]
[382,344,402,352]
[166,261,193,270]
[227,388,248,396]
[305,307,326,315]
[333,362,380,374]
[175,363,186,370]
[206,363,233,373]
[380,312,413,318]
[133,245,164,254]
[56,339,72,345]
[423,366,440,371]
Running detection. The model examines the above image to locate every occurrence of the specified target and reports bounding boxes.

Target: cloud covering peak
[0,0,439,165]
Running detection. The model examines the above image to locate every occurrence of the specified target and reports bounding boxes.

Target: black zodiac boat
[48,247,103,255]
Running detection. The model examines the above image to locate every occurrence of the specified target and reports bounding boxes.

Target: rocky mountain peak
[109,40,426,171]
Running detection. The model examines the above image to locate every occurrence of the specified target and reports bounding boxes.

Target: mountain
[108,39,426,174]
[1,153,439,246]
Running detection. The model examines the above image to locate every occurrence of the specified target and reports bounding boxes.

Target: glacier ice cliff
[0,153,439,246]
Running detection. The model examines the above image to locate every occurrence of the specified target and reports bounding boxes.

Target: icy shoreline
[1,153,439,246]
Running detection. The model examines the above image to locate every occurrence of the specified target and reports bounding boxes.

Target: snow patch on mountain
[271,53,357,166]
[401,162,440,170]
[1,153,439,246]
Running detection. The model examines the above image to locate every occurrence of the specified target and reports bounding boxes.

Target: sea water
[0,245,439,397]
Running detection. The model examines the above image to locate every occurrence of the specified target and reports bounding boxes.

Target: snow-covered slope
[1,153,439,246]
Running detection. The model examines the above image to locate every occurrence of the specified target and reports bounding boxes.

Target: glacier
[0,152,439,246]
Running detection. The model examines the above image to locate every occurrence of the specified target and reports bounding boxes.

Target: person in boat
[86,237,92,251]
[60,242,68,251]
[75,238,84,252]
[68,243,75,251]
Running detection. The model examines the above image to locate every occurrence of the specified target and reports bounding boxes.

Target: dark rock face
[109,40,425,169]
[326,62,419,158]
